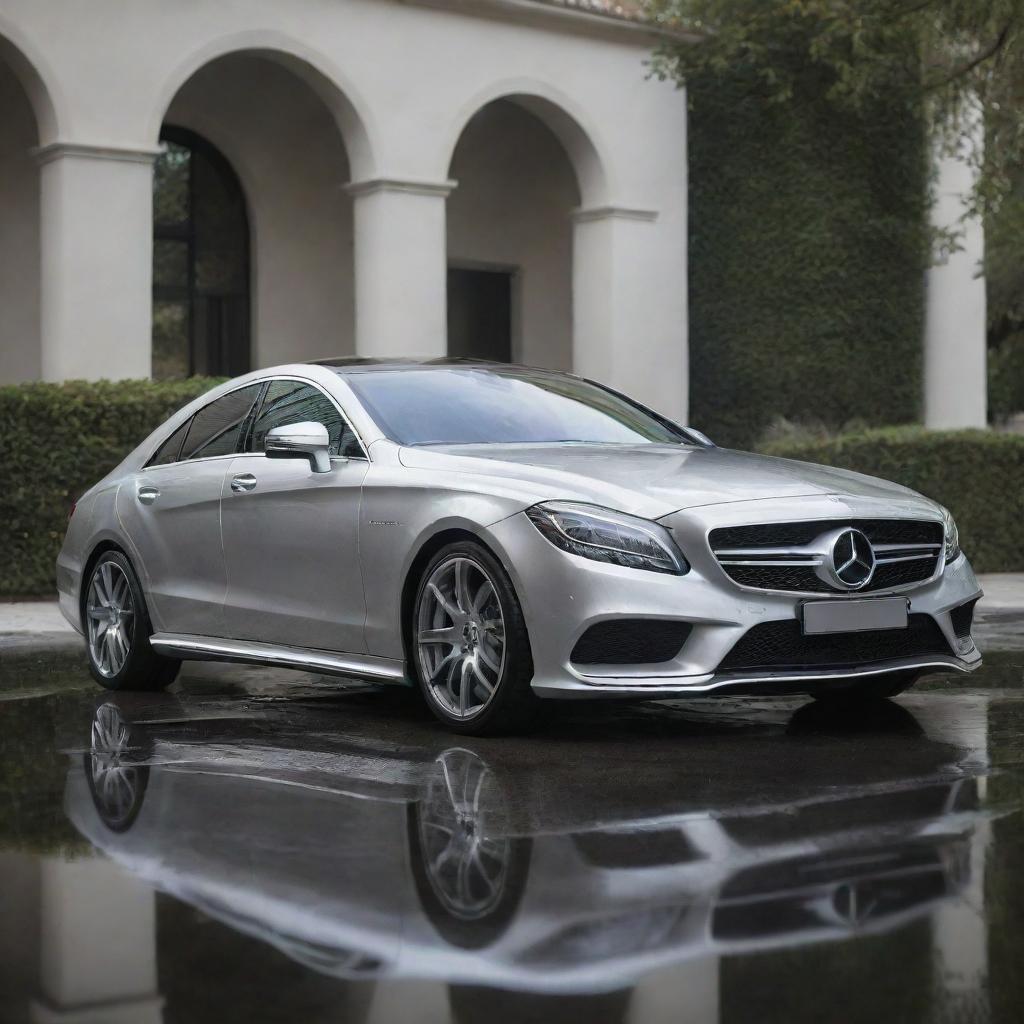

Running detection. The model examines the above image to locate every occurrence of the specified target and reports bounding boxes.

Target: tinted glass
[147,419,191,467]
[345,368,688,447]
[249,380,360,458]
[181,384,262,460]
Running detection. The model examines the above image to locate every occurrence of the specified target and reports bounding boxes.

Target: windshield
[343,367,690,447]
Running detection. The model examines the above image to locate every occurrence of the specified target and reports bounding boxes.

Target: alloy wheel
[416,556,506,720]
[86,561,135,677]
[88,703,144,830]
[417,749,511,920]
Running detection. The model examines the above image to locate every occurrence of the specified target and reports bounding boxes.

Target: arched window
[152,127,250,379]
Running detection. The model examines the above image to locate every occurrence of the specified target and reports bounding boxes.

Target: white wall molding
[345,177,458,199]
[571,204,658,223]
[32,141,162,167]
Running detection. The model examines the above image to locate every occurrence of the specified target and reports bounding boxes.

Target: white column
[924,114,987,428]
[572,206,689,424]
[347,177,453,359]
[31,855,163,1024]
[36,143,157,382]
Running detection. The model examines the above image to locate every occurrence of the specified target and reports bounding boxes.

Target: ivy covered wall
[686,69,930,447]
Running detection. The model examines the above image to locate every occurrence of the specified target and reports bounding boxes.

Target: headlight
[525,501,689,575]
[941,506,960,562]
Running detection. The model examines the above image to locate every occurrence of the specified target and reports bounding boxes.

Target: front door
[221,379,368,653]
[119,382,264,637]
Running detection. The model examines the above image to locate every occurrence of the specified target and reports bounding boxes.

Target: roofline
[399,0,700,45]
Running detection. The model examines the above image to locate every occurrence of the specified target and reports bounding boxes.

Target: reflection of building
[0,0,988,427]
[0,691,999,1023]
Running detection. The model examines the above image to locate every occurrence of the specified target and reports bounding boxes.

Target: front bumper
[488,497,983,700]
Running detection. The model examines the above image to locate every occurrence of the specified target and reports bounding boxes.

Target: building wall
[0,59,40,383]
[447,100,578,371]
[0,0,691,419]
[165,54,355,367]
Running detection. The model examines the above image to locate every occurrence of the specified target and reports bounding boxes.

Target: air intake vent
[949,599,978,640]
[717,615,952,673]
[571,619,692,665]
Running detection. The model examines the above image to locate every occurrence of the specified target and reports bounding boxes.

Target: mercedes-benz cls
[57,360,982,734]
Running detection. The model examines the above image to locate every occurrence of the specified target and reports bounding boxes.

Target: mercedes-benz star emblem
[830,528,875,589]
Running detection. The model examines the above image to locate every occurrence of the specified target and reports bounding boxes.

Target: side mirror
[265,421,333,473]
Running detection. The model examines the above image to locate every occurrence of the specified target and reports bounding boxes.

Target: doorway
[447,267,513,363]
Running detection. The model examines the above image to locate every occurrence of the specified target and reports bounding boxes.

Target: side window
[147,418,191,467]
[181,383,263,461]
[249,380,361,458]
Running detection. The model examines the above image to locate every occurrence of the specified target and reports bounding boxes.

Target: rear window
[146,419,191,466]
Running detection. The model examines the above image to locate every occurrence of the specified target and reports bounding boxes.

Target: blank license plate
[802,597,908,635]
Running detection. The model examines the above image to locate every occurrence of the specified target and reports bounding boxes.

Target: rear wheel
[811,670,920,703]
[83,551,180,692]
[411,541,535,735]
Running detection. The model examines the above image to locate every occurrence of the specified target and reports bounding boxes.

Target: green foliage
[649,0,1024,430]
[759,426,1024,572]
[648,1,1024,220]
[683,61,928,446]
[0,378,223,597]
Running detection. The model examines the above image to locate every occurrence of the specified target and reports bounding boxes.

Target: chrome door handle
[137,485,160,505]
[230,473,257,493]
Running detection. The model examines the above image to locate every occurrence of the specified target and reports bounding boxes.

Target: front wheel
[83,551,180,692]
[411,541,536,735]
[811,669,920,703]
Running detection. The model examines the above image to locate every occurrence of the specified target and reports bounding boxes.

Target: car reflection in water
[67,694,983,995]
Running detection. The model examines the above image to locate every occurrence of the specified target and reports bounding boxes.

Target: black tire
[83,550,180,692]
[410,540,536,736]
[810,669,920,703]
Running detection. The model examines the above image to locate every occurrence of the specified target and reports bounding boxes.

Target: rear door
[120,383,263,637]
[221,378,369,653]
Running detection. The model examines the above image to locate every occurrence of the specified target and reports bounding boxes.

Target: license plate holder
[801,596,909,635]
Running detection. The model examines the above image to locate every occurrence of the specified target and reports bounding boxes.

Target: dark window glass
[249,380,360,458]
[181,384,262,460]
[152,129,250,380]
[152,299,190,380]
[344,368,688,447]
[147,419,191,467]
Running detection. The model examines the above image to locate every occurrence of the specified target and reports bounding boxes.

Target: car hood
[398,443,930,520]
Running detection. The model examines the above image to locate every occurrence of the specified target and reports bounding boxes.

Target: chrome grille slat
[709,519,943,595]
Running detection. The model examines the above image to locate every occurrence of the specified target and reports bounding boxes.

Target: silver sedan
[57,360,983,734]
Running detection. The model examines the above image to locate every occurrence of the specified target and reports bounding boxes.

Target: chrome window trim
[141,373,370,470]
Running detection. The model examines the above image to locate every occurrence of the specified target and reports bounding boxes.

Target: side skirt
[149,633,409,684]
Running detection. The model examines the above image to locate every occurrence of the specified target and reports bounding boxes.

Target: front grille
[717,614,953,673]
[710,519,943,595]
[949,599,978,640]
[570,619,692,665]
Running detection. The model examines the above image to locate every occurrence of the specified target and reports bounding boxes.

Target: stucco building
[0,0,986,429]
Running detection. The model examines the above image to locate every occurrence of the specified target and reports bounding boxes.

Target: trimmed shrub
[759,427,1024,573]
[0,378,223,597]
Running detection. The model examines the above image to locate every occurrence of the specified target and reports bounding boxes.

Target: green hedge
[759,427,1024,573]
[0,378,223,597]
[687,68,928,448]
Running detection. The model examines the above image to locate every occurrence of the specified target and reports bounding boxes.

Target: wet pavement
[1,614,1023,1023]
